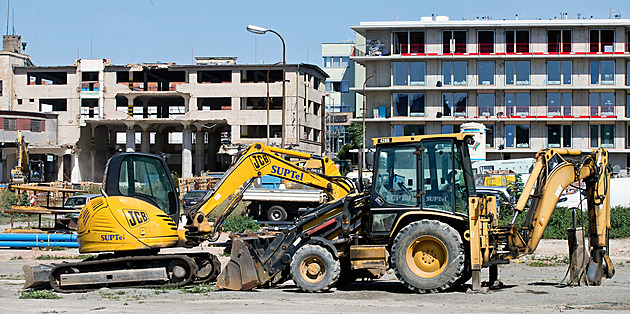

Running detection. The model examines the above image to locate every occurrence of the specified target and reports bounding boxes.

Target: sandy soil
[0,238,629,313]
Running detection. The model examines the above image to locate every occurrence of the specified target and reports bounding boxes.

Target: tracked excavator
[10,131,45,184]
[24,143,354,292]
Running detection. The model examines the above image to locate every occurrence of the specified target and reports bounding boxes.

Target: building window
[0,80,3,96]
[505,61,530,85]
[548,29,572,53]
[442,93,467,117]
[39,99,67,112]
[443,30,467,53]
[477,61,494,85]
[4,118,16,131]
[324,56,349,68]
[443,61,466,85]
[392,93,425,117]
[589,92,615,116]
[28,72,68,85]
[547,124,571,148]
[590,61,615,85]
[627,30,630,52]
[30,120,41,132]
[547,61,572,85]
[325,81,349,93]
[485,125,494,147]
[442,124,461,134]
[393,31,425,54]
[393,125,425,136]
[627,62,630,86]
[478,30,494,53]
[505,93,530,116]
[506,124,530,148]
[392,62,425,86]
[590,125,615,148]
[590,29,615,52]
[547,92,572,116]
[506,30,529,53]
[477,93,494,116]
[627,94,630,118]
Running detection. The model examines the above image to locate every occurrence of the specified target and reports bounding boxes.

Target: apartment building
[0,35,328,182]
[351,16,630,169]
[322,42,356,154]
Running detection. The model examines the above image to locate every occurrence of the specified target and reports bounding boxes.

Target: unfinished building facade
[0,42,328,182]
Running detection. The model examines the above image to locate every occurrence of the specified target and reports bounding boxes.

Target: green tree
[348,122,363,148]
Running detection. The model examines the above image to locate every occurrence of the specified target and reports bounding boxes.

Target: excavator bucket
[22,264,54,290]
[216,238,261,291]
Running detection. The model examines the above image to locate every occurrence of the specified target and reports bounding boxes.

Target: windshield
[184,191,208,200]
[64,197,86,207]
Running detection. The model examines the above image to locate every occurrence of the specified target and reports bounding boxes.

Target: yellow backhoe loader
[10,131,45,184]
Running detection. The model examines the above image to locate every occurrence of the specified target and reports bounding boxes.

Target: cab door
[104,153,180,224]
[369,144,421,235]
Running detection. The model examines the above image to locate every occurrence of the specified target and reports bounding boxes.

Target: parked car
[183,190,211,209]
[63,194,102,210]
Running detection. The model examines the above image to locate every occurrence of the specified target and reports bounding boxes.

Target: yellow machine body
[77,196,180,254]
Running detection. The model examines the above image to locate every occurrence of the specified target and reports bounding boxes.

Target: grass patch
[527,254,569,267]
[181,284,215,294]
[36,254,93,260]
[90,307,105,311]
[0,274,24,280]
[10,256,23,260]
[99,291,120,300]
[19,290,61,299]
[39,246,66,252]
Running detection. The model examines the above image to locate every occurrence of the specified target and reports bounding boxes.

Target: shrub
[19,290,61,299]
[222,215,259,233]
[0,189,18,210]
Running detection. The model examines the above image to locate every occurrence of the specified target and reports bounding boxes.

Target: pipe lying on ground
[0,241,78,248]
[0,233,77,242]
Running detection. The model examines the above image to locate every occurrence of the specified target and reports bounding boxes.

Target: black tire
[290,244,340,292]
[391,220,465,293]
[267,205,288,221]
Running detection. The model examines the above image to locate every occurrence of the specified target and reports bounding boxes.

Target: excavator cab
[369,135,476,235]
[103,152,180,224]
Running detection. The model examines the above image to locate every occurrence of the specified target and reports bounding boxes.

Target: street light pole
[266,61,282,146]
[247,25,286,148]
[359,74,376,191]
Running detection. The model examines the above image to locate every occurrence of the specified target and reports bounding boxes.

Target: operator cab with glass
[369,134,476,235]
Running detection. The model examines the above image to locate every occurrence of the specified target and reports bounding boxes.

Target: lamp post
[247,25,286,148]
[359,74,376,191]
[266,61,282,146]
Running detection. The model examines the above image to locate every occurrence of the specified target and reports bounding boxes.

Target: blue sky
[6,0,628,66]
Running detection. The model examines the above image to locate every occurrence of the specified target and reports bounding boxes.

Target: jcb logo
[124,209,150,228]
[250,154,271,171]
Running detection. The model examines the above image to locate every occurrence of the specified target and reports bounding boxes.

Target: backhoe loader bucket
[216,238,261,291]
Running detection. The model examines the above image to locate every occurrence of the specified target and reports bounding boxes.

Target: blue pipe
[0,241,79,248]
[0,234,77,242]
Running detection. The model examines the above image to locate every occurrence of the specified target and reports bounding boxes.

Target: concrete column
[189,96,198,112]
[155,126,165,153]
[70,153,81,183]
[124,122,136,152]
[182,123,193,178]
[139,123,150,153]
[194,126,205,175]
[127,95,136,117]
[142,98,149,118]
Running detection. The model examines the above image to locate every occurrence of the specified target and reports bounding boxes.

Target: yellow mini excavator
[24,143,354,292]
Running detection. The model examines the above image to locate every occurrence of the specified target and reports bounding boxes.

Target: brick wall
[17,118,30,130]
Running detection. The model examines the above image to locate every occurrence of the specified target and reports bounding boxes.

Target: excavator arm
[184,142,354,243]
[507,147,613,283]
[11,131,30,184]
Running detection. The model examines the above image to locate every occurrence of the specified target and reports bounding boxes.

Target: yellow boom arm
[186,142,354,237]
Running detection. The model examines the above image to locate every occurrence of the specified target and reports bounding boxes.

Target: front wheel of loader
[290,244,340,292]
[391,220,465,293]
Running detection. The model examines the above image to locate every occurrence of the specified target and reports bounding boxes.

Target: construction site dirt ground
[0,238,629,313]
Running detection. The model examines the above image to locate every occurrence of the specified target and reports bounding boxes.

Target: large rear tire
[290,245,340,292]
[391,220,465,293]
